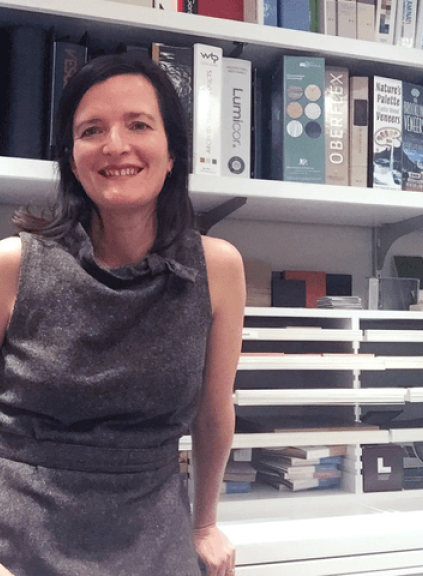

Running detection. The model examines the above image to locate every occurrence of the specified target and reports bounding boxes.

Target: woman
[0,53,245,576]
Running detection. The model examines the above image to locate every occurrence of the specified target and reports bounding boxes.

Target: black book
[0,26,49,159]
[182,0,198,12]
[47,33,88,159]
[151,43,193,172]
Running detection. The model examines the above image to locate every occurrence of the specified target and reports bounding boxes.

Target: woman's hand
[193,524,236,576]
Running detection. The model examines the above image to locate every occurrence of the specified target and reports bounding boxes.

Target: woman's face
[71,74,174,216]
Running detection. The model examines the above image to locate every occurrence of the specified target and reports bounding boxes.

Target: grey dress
[0,224,212,576]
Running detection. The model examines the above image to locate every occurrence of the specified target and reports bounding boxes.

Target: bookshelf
[2,0,423,574]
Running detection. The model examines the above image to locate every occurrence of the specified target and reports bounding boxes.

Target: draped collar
[61,223,198,287]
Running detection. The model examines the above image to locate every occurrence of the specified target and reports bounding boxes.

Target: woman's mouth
[100,167,142,178]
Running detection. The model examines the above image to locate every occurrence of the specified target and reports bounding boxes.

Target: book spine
[179,0,198,11]
[394,0,418,47]
[325,66,350,186]
[337,0,357,38]
[47,40,88,160]
[319,0,337,34]
[221,58,252,178]
[349,76,369,187]
[375,0,397,43]
[372,76,403,190]
[193,43,223,175]
[415,2,423,48]
[244,0,278,25]
[221,481,252,493]
[151,43,194,173]
[356,0,376,40]
[310,0,320,31]
[283,56,326,184]
[278,0,312,30]
[402,82,423,192]
[1,26,49,159]
[270,58,284,181]
[197,0,243,20]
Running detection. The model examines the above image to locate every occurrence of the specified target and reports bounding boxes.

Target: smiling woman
[0,53,245,576]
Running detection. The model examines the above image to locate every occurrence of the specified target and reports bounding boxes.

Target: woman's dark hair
[14,52,194,252]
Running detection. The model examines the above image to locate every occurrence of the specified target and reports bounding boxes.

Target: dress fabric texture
[0,224,213,576]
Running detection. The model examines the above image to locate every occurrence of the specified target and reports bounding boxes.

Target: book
[415,1,423,48]
[197,0,243,20]
[178,0,197,11]
[394,0,418,47]
[221,57,252,179]
[356,0,376,40]
[401,82,423,192]
[282,55,326,184]
[324,66,350,186]
[257,457,342,479]
[275,445,347,460]
[372,76,403,190]
[375,0,398,43]
[349,76,369,187]
[244,0,278,25]
[277,0,312,31]
[337,0,357,38]
[221,481,253,493]
[224,461,257,482]
[192,43,223,175]
[319,0,337,34]
[284,270,326,308]
[236,414,379,433]
[394,255,423,283]
[256,469,341,491]
[151,43,193,172]
[0,26,49,159]
[47,35,88,159]
[244,259,272,307]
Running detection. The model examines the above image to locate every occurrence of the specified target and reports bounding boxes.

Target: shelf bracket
[195,197,247,235]
[228,42,246,58]
[373,214,423,275]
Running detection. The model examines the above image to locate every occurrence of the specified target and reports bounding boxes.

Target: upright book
[394,0,418,47]
[177,0,198,11]
[349,76,369,187]
[277,0,312,30]
[356,0,376,40]
[192,43,223,175]
[197,0,243,20]
[402,82,423,192]
[244,0,278,25]
[151,43,194,172]
[337,0,357,38]
[372,76,403,190]
[280,55,326,184]
[47,35,88,159]
[324,66,350,186]
[375,0,398,43]
[319,0,337,34]
[221,57,252,178]
[0,26,49,159]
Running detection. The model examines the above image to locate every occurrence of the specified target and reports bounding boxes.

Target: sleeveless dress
[0,224,212,576]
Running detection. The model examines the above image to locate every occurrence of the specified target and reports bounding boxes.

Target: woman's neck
[90,210,157,268]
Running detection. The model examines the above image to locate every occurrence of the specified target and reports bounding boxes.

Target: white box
[193,43,223,175]
[375,0,398,43]
[356,0,376,40]
[372,76,402,190]
[337,0,357,38]
[221,58,251,178]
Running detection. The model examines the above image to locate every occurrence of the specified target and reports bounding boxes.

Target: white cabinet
[1,1,423,573]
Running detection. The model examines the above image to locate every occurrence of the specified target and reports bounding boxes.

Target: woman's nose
[102,126,131,155]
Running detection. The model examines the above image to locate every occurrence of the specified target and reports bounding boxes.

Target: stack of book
[317,296,362,309]
[255,445,346,492]
[222,456,256,493]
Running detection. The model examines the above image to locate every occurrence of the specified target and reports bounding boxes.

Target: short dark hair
[14,52,193,252]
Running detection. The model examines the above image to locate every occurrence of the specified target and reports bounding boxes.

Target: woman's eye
[131,122,149,131]
[80,126,103,138]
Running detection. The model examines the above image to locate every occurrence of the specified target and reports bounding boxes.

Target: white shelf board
[382,356,423,369]
[238,354,386,371]
[364,330,423,342]
[405,388,423,402]
[233,388,407,406]
[245,307,423,320]
[0,158,57,204]
[243,328,363,342]
[390,428,423,443]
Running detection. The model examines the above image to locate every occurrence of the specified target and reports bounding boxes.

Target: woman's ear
[168,152,175,173]
[70,155,79,182]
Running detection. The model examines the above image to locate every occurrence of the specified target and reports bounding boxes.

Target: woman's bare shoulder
[0,236,22,341]
[0,236,22,269]
[200,234,243,269]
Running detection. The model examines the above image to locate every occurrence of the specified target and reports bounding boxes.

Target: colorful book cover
[373,76,403,190]
[337,0,357,38]
[324,66,350,186]
[192,43,223,175]
[284,271,327,308]
[221,58,252,178]
[319,0,337,34]
[197,0,243,20]
[151,43,193,172]
[349,76,369,187]
[177,0,198,11]
[282,56,326,184]
[375,0,398,43]
[402,82,423,192]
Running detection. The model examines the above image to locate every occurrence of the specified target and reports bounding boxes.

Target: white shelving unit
[2,1,423,574]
